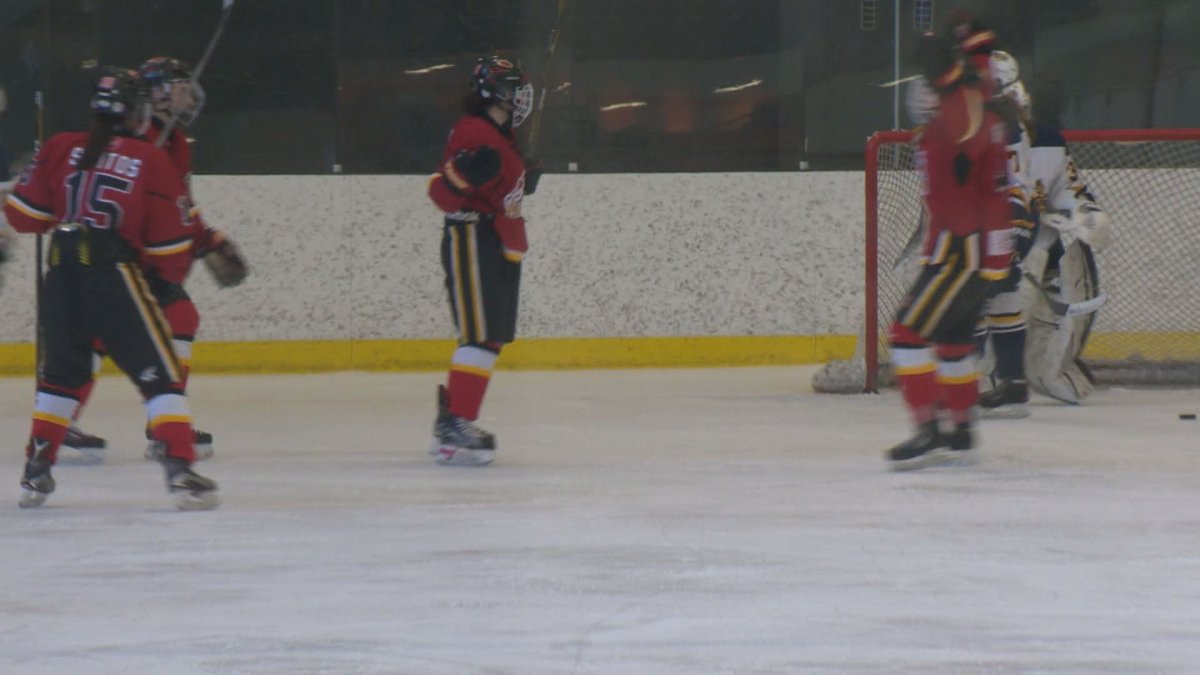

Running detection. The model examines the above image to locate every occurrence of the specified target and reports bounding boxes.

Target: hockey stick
[32,2,49,376]
[1022,271,1109,318]
[155,0,236,149]
[34,87,44,373]
[525,0,569,155]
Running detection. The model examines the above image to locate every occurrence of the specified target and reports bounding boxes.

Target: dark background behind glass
[1,0,1196,175]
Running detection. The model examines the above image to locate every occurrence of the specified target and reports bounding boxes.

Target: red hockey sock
[72,380,96,422]
[29,388,82,464]
[146,393,195,462]
[891,344,939,425]
[899,369,939,425]
[447,344,499,420]
[937,344,979,424]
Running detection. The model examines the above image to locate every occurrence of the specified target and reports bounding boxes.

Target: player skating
[886,35,1013,469]
[62,56,247,462]
[3,68,217,509]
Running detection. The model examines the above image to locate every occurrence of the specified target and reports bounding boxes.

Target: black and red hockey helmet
[91,66,150,126]
[470,55,534,127]
[139,55,206,126]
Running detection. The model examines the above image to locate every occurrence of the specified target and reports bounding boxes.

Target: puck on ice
[1180,413,1197,420]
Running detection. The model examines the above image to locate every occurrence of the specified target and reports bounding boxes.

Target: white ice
[2,366,1199,674]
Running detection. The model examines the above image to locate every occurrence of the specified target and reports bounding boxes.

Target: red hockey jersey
[918,85,1012,280]
[143,117,221,255]
[3,132,195,283]
[427,115,528,261]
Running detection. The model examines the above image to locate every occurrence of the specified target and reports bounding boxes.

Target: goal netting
[813,128,1200,393]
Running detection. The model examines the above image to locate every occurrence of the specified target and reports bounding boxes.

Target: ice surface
[2,366,1199,674]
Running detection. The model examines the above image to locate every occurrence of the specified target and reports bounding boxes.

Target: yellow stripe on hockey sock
[148,414,193,429]
[33,411,72,428]
[450,363,493,379]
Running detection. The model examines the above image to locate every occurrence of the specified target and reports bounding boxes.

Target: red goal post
[817,127,1200,393]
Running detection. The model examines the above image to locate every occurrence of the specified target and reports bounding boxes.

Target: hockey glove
[447,146,501,193]
[203,237,248,288]
[1040,207,1109,251]
[523,157,543,195]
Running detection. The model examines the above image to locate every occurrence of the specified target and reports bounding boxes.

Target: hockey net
[814,128,1200,393]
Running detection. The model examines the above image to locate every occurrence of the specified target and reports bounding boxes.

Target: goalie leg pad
[1025,241,1100,402]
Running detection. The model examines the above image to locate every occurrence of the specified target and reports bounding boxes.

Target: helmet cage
[472,56,534,127]
[140,57,206,126]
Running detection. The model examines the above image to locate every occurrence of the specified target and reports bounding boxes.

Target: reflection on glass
[0,0,1193,175]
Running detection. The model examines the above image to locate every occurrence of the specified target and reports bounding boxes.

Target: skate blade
[889,448,977,472]
[19,489,49,509]
[173,491,219,511]
[433,445,495,467]
[981,404,1030,420]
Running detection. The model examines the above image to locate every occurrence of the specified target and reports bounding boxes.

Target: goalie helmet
[989,50,1031,113]
[470,55,534,128]
[139,56,206,127]
[91,67,150,128]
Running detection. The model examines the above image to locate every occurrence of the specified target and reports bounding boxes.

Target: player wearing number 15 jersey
[3,67,217,509]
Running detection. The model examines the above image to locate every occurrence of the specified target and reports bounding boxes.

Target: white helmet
[990,50,1031,112]
[905,76,940,126]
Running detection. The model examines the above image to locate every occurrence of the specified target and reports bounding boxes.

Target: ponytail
[462,90,488,117]
[77,115,118,170]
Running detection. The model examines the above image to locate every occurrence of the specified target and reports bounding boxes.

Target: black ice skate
[160,455,219,511]
[943,421,974,452]
[145,428,214,462]
[430,385,496,466]
[980,378,1030,419]
[61,425,107,463]
[19,456,55,509]
[887,421,975,471]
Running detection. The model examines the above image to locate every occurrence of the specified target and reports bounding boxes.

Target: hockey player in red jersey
[426,55,538,466]
[3,68,217,509]
[62,56,247,462]
[886,35,1013,468]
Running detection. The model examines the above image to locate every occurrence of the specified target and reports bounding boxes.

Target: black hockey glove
[451,146,501,189]
[204,238,248,288]
[523,157,543,195]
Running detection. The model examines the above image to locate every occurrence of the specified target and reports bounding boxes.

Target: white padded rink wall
[0,173,867,344]
[0,170,1192,353]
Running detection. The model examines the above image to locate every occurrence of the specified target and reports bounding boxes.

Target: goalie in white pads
[976,51,1112,414]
